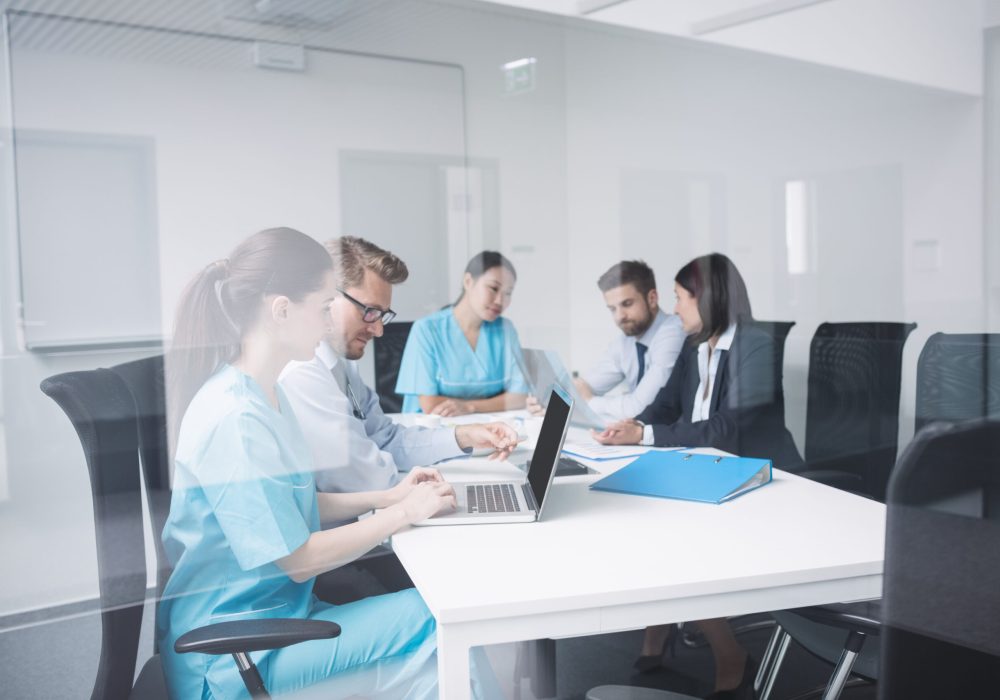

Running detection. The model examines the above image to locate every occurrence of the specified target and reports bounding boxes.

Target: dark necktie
[636,342,648,385]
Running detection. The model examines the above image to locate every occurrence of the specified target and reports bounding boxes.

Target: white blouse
[690,323,737,423]
[640,323,738,445]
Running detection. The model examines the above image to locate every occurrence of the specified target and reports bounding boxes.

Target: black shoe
[703,655,756,700]
[633,624,679,673]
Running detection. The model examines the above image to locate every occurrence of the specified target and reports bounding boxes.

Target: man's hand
[591,419,643,445]
[429,398,474,417]
[573,376,594,401]
[455,422,520,460]
[525,395,546,416]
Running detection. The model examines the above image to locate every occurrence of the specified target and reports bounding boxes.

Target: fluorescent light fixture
[501,57,536,71]
[692,0,835,36]
[577,0,632,15]
[785,180,813,275]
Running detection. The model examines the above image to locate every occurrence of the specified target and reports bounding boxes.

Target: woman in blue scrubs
[396,251,530,415]
[158,228,496,699]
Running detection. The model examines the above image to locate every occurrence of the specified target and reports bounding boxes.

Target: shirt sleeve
[353,364,464,470]
[502,320,532,394]
[641,424,656,446]
[198,412,313,571]
[394,319,441,402]
[280,359,399,493]
[590,317,687,420]
[580,340,626,396]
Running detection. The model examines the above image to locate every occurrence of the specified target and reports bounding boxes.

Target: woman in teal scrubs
[158,228,496,699]
[396,251,530,415]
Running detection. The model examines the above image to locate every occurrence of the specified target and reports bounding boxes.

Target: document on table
[561,442,684,461]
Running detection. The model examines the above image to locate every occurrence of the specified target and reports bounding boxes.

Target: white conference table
[390,414,887,700]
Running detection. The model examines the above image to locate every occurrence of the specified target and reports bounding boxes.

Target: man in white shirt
[280,237,519,604]
[575,260,686,420]
[281,236,519,497]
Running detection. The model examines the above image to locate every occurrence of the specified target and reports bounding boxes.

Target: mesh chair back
[914,333,1000,433]
[805,321,916,501]
[745,319,795,406]
[880,419,1000,698]
[372,321,413,413]
[110,355,173,645]
[40,369,147,700]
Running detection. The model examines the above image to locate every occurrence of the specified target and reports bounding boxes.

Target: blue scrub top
[395,307,530,413]
[158,364,319,699]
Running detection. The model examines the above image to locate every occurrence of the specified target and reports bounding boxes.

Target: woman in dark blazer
[594,253,801,468]
[594,253,801,699]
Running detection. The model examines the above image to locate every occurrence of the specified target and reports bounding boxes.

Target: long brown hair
[675,253,752,345]
[167,227,331,444]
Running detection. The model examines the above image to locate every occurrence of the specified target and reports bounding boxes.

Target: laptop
[522,348,607,430]
[416,387,573,525]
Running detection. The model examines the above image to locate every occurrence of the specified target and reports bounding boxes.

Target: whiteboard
[14,130,161,350]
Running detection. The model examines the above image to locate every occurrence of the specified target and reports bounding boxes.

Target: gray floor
[542,622,878,700]
[0,599,154,700]
[0,604,878,699]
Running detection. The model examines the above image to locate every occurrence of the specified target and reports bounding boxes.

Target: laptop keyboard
[467,483,523,514]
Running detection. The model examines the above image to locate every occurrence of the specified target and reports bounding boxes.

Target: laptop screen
[527,387,573,508]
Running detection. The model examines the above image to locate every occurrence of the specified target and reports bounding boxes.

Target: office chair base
[785,678,873,700]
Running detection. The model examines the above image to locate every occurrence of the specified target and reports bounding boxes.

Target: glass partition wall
[0,5,469,615]
[0,1,993,697]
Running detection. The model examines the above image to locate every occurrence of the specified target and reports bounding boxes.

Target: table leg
[528,639,557,698]
[437,623,472,700]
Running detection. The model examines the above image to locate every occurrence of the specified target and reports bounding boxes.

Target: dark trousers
[312,546,414,605]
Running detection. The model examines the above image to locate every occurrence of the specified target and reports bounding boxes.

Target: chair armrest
[175,618,341,656]
[788,603,882,636]
[355,543,394,562]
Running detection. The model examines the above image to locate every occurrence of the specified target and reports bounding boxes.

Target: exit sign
[502,57,536,95]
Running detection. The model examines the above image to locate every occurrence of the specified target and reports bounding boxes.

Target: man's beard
[620,308,654,337]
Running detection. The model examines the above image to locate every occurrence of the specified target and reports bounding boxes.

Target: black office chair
[914,332,1000,433]
[745,319,796,406]
[758,333,1000,699]
[797,321,917,502]
[372,320,413,413]
[41,362,340,699]
[108,355,173,650]
[879,418,1000,699]
[755,323,916,699]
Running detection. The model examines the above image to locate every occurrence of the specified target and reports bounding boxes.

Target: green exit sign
[502,57,536,95]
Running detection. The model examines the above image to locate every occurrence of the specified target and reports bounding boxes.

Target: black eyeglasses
[338,289,397,325]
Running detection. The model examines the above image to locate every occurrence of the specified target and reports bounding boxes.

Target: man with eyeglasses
[281,236,519,499]
[280,236,519,602]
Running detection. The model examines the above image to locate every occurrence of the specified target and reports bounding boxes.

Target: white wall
[986,0,1000,28]
[560,27,982,453]
[479,0,986,96]
[987,27,1000,328]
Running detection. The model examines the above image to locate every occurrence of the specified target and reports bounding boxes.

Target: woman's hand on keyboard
[399,481,458,523]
